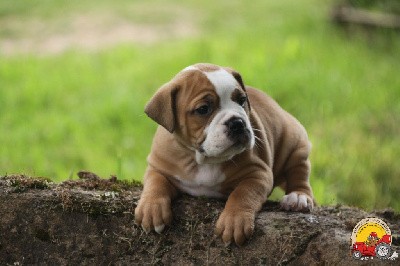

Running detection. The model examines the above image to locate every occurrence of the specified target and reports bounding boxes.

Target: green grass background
[1,0,399,211]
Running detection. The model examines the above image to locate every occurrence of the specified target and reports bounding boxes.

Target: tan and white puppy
[135,63,314,246]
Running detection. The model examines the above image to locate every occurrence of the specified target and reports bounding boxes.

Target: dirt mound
[0,174,399,265]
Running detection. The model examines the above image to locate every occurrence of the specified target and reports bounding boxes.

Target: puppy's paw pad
[281,192,313,212]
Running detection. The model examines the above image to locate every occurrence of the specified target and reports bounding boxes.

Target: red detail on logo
[351,233,392,259]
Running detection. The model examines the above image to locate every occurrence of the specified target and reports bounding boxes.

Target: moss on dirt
[60,170,142,192]
[2,174,51,192]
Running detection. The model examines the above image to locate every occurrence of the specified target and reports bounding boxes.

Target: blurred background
[1,0,399,211]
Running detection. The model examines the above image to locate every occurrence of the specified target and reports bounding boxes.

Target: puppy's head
[145,63,254,164]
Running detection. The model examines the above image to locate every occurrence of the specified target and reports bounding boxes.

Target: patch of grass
[1,0,399,211]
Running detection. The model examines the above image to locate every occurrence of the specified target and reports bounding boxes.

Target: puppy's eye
[194,105,211,116]
[238,96,247,107]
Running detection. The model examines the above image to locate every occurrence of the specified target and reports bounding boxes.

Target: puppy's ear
[227,69,251,111]
[145,82,179,133]
[231,71,245,91]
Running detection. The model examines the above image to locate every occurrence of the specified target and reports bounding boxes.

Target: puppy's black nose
[226,117,245,135]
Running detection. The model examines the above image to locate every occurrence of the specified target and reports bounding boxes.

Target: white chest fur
[174,164,226,198]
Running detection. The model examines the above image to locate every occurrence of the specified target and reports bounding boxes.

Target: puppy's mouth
[196,131,252,164]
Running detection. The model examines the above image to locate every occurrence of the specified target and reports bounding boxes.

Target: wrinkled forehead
[179,64,240,99]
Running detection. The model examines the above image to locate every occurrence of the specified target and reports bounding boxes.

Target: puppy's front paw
[134,197,172,234]
[215,210,255,246]
[281,192,313,212]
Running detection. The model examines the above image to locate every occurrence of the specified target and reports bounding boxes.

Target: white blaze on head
[181,65,198,72]
[204,69,238,96]
[195,68,254,164]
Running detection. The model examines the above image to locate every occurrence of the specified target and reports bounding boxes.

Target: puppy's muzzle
[225,117,250,145]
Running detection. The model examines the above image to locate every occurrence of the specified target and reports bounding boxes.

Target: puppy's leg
[215,170,272,246]
[280,142,314,212]
[134,167,178,233]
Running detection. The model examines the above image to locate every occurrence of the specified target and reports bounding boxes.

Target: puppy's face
[145,63,255,164]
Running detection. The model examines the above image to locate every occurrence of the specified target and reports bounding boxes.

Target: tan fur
[194,63,221,72]
[135,64,314,246]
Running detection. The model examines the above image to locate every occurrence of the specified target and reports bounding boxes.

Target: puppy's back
[246,86,310,178]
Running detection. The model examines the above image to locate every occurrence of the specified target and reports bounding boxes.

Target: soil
[0,173,399,265]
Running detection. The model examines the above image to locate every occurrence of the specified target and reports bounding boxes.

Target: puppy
[135,63,314,246]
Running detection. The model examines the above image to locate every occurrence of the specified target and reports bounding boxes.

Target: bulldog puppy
[135,63,314,246]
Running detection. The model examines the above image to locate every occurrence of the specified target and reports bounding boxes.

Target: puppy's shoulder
[147,126,193,175]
